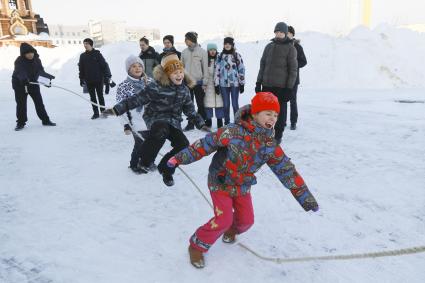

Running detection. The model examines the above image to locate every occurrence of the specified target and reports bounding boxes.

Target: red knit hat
[251,92,280,114]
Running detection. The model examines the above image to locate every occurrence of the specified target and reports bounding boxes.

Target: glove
[194,116,206,130]
[104,77,111,84]
[255,82,262,93]
[282,88,294,103]
[105,83,110,95]
[124,124,132,135]
[80,79,85,87]
[295,190,319,212]
[167,156,179,168]
[214,86,220,95]
[49,75,55,80]
[196,80,203,86]
[201,125,212,132]
[239,84,244,94]
[109,80,116,88]
[101,108,116,118]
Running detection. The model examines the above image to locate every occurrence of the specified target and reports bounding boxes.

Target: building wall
[49,24,89,46]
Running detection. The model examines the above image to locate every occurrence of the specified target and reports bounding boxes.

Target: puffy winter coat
[204,58,223,108]
[174,104,317,210]
[139,46,160,78]
[293,39,307,85]
[257,37,298,88]
[113,65,204,130]
[116,75,154,132]
[78,49,111,84]
[181,44,208,85]
[12,43,54,89]
[214,51,245,87]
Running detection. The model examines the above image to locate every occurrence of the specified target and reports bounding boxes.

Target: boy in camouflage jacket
[103,54,207,185]
[167,92,319,268]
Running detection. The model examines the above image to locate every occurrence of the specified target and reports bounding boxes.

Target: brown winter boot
[188,246,205,268]
[222,228,237,244]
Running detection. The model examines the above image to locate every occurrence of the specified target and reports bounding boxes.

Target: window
[68,40,71,44]
[73,40,77,44]
[8,0,17,10]
[79,41,82,44]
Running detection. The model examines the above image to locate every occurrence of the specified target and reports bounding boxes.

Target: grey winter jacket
[113,65,204,130]
[181,44,208,85]
[257,37,298,88]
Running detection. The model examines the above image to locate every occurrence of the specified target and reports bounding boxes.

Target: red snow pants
[190,190,254,252]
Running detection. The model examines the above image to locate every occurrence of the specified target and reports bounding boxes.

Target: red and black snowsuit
[174,104,318,252]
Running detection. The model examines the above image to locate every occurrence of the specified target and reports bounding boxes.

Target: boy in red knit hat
[167,92,319,268]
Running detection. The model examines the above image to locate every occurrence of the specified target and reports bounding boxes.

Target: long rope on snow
[29,82,106,108]
[37,81,425,264]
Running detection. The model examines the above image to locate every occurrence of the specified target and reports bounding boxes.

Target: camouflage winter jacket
[112,65,205,130]
[174,105,318,211]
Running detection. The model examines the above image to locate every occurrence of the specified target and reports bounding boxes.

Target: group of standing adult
[12,21,306,142]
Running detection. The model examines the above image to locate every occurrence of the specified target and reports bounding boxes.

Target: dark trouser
[220,86,240,124]
[139,121,189,176]
[283,85,298,125]
[130,132,144,168]
[14,84,50,125]
[187,85,206,126]
[262,86,291,141]
[86,82,105,114]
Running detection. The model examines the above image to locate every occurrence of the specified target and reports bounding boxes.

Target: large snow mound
[1,24,424,90]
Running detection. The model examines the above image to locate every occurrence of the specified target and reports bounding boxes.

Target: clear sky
[32,0,425,39]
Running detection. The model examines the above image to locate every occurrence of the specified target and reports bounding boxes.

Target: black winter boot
[42,120,56,126]
[162,173,174,186]
[217,119,223,129]
[15,123,25,131]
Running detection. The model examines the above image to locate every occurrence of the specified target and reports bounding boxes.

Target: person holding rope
[115,55,155,174]
[102,53,209,186]
[166,92,319,268]
[12,43,56,131]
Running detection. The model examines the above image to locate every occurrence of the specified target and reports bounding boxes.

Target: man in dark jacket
[255,22,298,143]
[158,35,181,62]
[287,26,307,130]
[78,38,111,119]
[12,43,56,131]
[139,37,160,77]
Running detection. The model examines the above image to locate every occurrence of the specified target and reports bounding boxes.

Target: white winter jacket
[204,59,223,108]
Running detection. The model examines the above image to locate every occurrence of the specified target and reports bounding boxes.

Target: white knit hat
[125,55,144,74]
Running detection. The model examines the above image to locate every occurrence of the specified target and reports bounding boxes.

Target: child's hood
[234,104,275,138]
[152,65,196,89]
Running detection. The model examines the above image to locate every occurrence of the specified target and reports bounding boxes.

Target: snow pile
[1,24,424,89]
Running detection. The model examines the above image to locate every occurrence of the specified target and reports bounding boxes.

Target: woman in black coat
[12,43,56,131]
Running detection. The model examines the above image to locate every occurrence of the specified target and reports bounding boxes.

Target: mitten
[294,189,319,212]
[255,82,262,93]
[239,84,244,94]
[101,108,116,118]
[109,80,116,88]
[167,157,179,168]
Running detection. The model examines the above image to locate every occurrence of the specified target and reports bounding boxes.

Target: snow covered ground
[1,25,425,282]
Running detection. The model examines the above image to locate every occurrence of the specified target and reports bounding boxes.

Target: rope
[37,81,425,264]
[29,82,106,108]
[237,243,425,263]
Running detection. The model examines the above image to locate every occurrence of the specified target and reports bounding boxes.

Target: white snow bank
[1,24,424,90]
